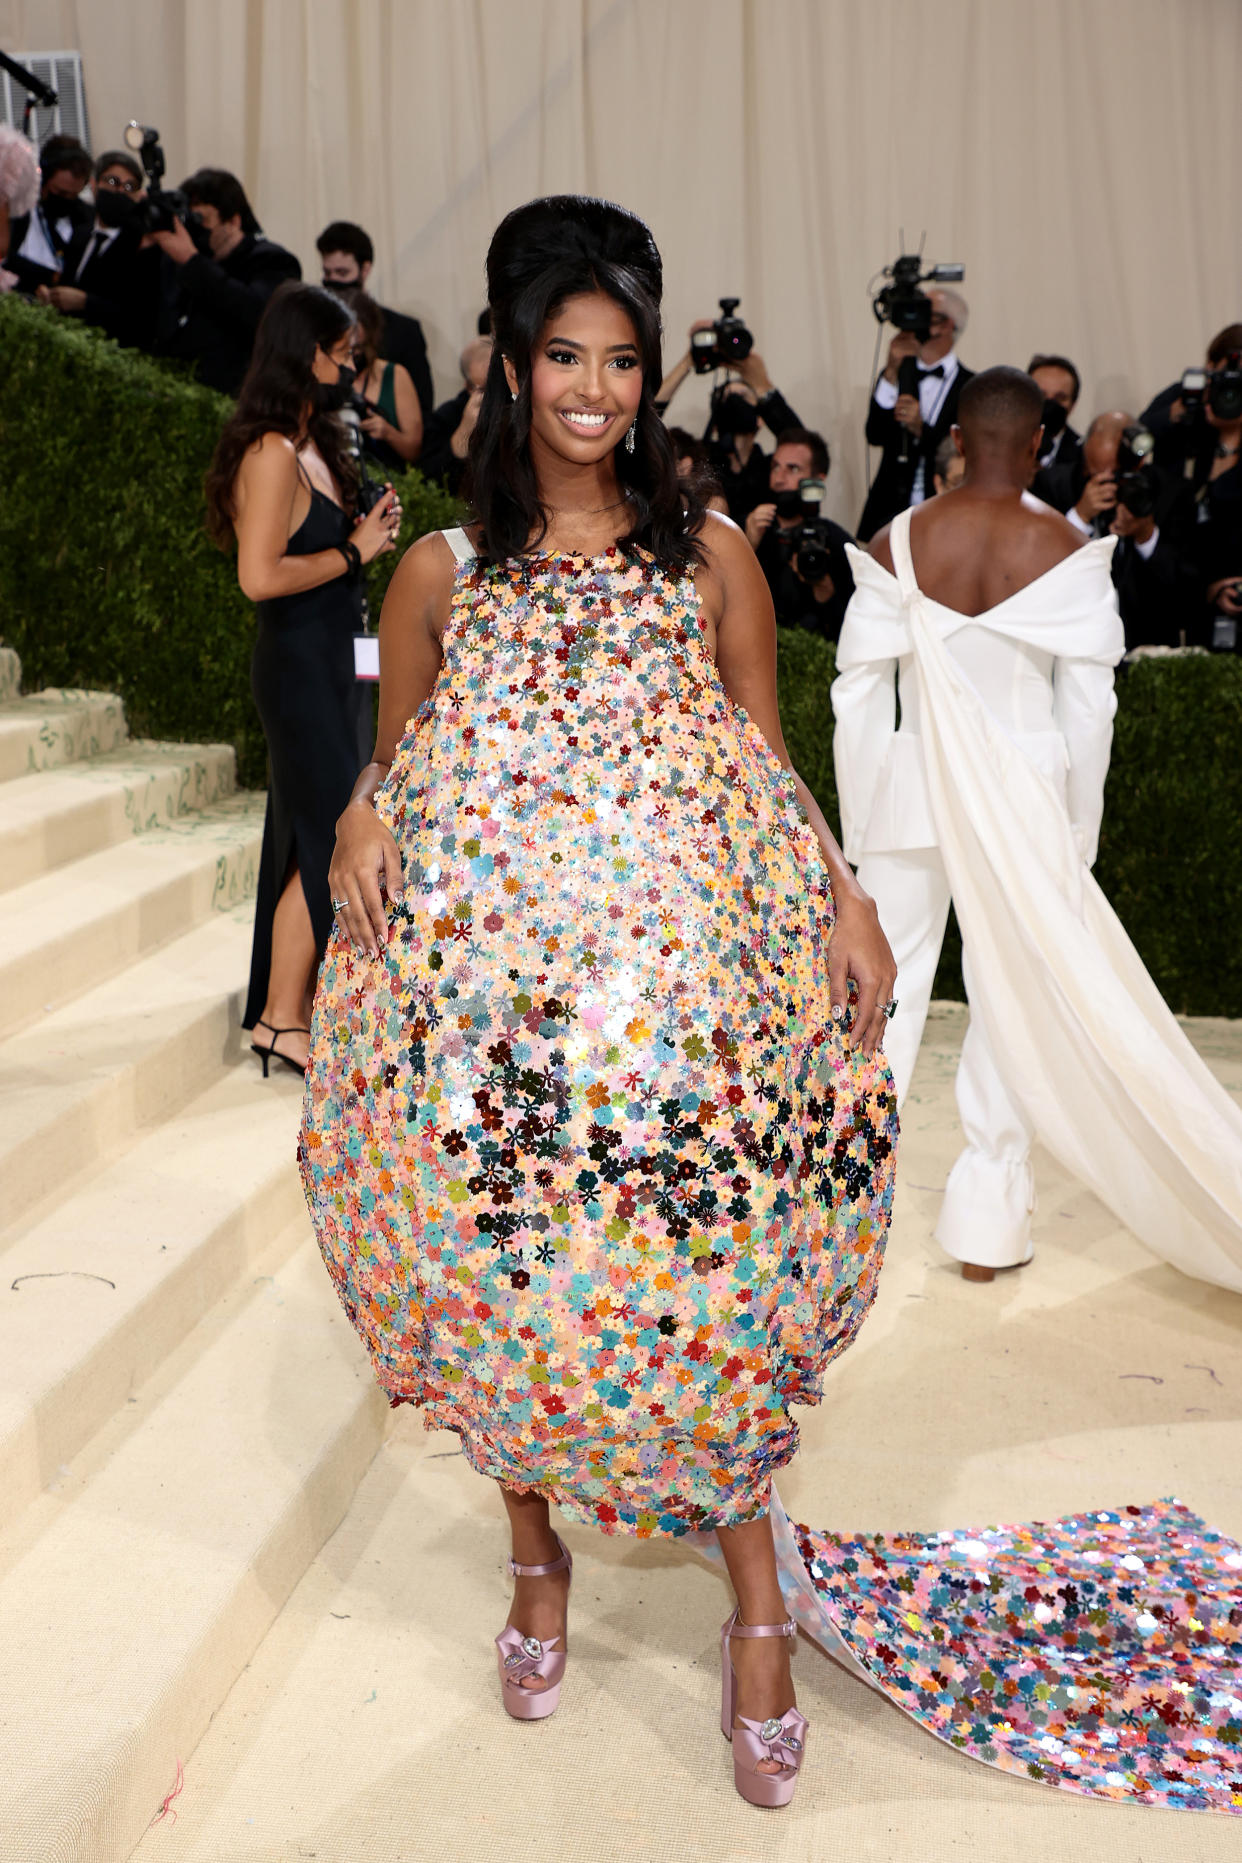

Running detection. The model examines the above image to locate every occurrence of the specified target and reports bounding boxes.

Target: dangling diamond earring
[510,389,518,403]
[625,421,637,454]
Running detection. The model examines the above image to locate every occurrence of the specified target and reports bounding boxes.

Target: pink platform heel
[720,1609,809,1808]
[494,1535,573,1721]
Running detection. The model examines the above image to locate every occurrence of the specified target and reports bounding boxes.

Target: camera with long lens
[871,252,965,343]
[1115,423,1156,518]
[122,122,206,243]
[1179,356,1242,424]
[1207,352,1242,422]
[781,478,833,584]
[691,297,754,374]
[338,392,389,513]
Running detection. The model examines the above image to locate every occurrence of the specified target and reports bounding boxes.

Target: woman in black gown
[205,283,402,1074]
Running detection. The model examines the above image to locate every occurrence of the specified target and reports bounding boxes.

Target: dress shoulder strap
[888,506,919,600]
[442,526,477,565]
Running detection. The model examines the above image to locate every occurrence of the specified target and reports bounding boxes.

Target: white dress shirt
[72,222,121,284]
[873,351,960,502]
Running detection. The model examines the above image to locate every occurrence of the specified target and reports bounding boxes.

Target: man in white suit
[834,367,1121,1278]
[831,366,1242,1294]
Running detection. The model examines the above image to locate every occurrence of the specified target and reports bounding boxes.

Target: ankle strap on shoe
[506,1535,571,1579]
[729,1616,797,1640]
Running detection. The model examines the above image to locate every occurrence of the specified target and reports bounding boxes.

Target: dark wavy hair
[465,195,706,574]
[204,282,359,548]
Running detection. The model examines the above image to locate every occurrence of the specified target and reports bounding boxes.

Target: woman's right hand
[351,484,403,565]
[329,799,404,956]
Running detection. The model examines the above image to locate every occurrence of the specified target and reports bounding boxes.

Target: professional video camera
[1181,353,1242,423]
[1115,423,1156,518]
[871,251,965,344]
[691,298,754,374]
[778,477,834,585]
[122,122,206,242]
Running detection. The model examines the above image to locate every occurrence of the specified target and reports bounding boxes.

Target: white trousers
[856,848,1036,1268]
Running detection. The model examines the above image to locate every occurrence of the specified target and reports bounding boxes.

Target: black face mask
[772,487,805,518]
[313,360,357,412]
[321,276,359,296]
[715,394,760,436]
[1040,397,1068,442]
[95,191,139,230]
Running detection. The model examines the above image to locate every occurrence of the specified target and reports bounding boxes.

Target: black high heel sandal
[250,1017,310,1078]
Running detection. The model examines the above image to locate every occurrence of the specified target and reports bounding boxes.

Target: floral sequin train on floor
[299,533,1241,1817]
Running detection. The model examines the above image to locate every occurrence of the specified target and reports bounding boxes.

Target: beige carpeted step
[0,739,237,893]
[0,908,253,1228]
[0,1060,310,1519]
[0,790,265,1039]
[0,1236,388,1863]
[0,686,128,783]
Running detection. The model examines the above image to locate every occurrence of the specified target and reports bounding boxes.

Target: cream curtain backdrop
[4,0,1241,528]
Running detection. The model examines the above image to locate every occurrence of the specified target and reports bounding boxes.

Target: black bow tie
[919,364,945,380]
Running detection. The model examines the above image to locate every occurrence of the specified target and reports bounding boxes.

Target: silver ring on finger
[332,895,349,913]
[880,997,899,1019]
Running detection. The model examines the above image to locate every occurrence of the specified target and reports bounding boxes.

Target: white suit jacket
[832,532,1123,867]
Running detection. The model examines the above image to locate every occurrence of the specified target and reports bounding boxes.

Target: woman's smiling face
[507,289,644,466]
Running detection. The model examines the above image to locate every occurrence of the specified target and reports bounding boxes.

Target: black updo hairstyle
[465,194,706,574]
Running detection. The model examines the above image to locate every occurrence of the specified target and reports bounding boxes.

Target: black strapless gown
[243,487,365,1029]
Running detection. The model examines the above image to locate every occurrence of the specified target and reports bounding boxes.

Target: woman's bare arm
[703,514,897,1050]
[233,435,351,601]
[233,432,401,603]
[329,531,454,954]
[387,362,424,462]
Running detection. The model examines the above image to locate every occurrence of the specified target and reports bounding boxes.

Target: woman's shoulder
[240,430,300,472]
[383,528,465,609]
[688,505,751,577]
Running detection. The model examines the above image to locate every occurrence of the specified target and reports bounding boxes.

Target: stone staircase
[0,653,389,1863]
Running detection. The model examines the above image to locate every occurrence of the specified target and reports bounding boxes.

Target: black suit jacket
[1033,457,1200,648]
[376,304,434,422]
[419,387,471,490]
[154,233,302,394]
[1037,422,1083,476]
[5,195,93,292]
[58,222,161,350]
[857,362,974,541]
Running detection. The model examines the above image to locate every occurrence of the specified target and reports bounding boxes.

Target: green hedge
[0,296,459,788]
[2,298,1238,1013]
[778,634,1242,1019]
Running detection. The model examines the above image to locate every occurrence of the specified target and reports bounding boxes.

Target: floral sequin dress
[299,529,897,1537]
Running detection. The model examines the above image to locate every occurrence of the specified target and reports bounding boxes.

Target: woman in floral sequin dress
[299,196,898,1795]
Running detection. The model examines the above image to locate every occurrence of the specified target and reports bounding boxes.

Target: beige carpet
[131,1004,1242,1863]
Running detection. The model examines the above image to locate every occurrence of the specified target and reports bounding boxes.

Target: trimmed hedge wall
[775,635,1242,1017]
[0,297,458,788]
[2,298,1239,1013]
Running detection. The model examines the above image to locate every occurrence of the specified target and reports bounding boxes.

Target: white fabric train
[834,507,1242,1293]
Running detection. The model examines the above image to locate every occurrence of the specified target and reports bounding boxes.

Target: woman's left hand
[827,885,898,1054]
[361,412,395,445]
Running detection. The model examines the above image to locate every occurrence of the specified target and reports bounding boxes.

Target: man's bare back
[870,489,1085,618]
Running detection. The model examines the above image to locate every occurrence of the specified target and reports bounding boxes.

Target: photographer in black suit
[858,289,972,540]
[317,220,434,422]
[37,149,160,351]
[419,332,493,492]
[1029,353,1083,474]
[657,319,804,524]
[6,134,93,294]
[743,428,855,640]
[1140,324,1242,651]
[150,168,300,394]
[1035,410,1198,648]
